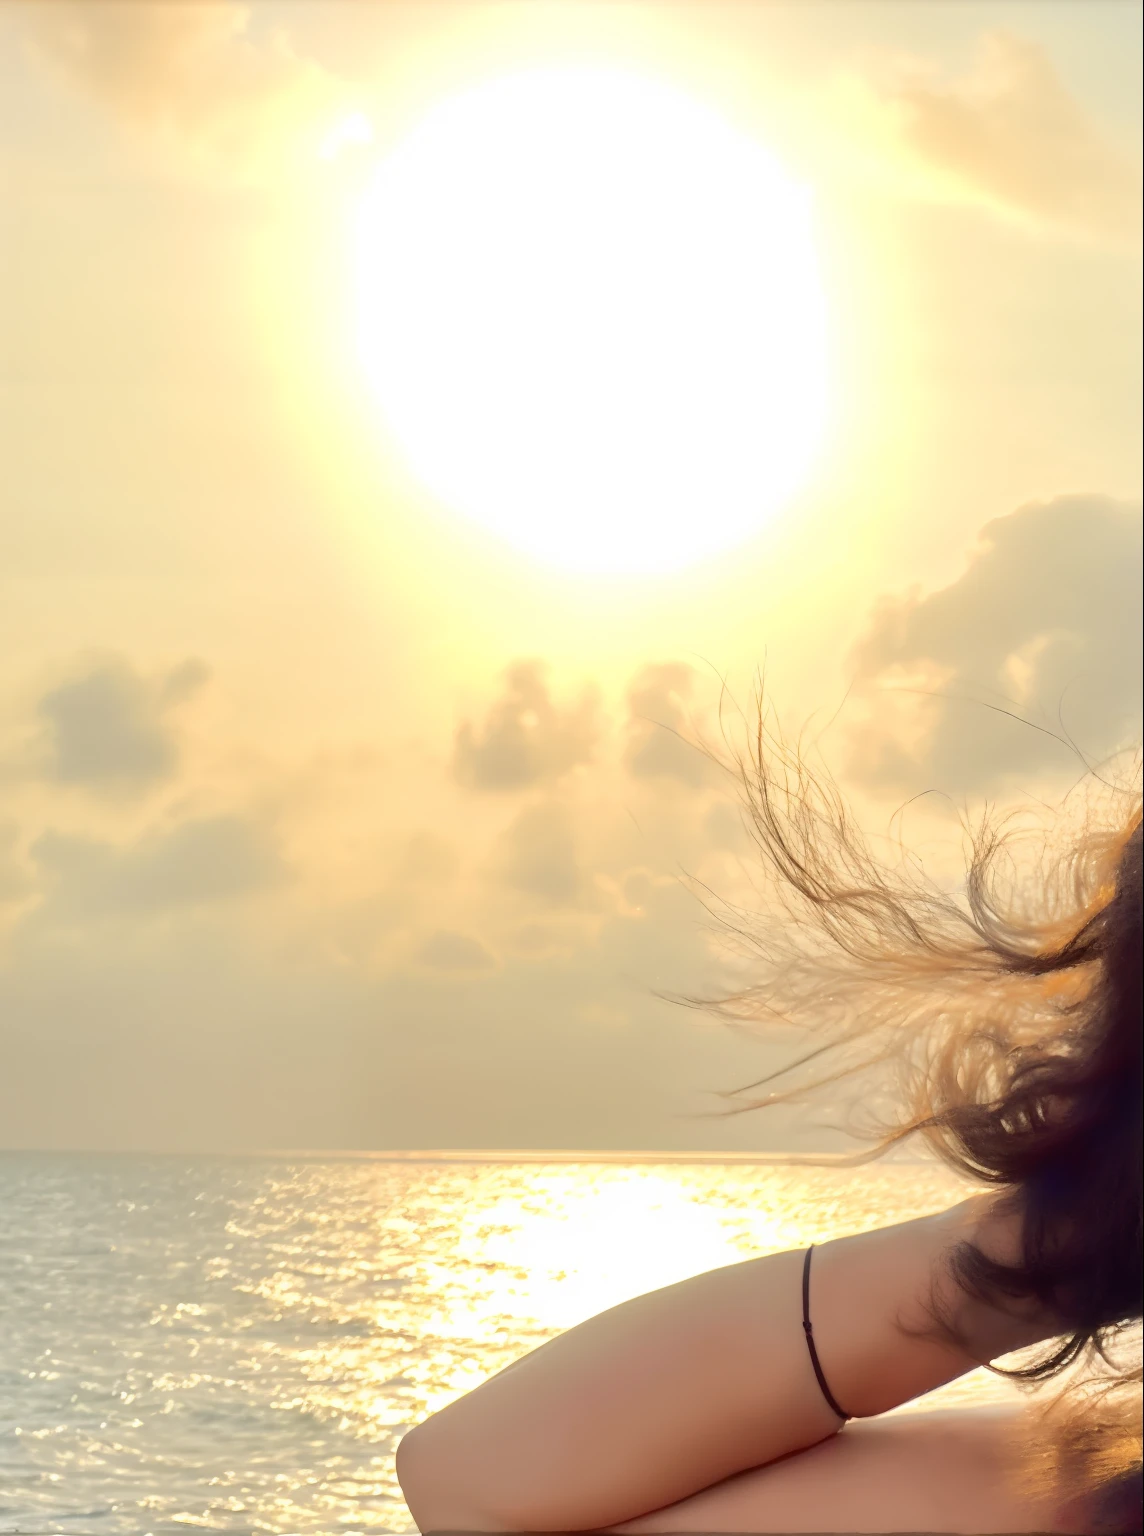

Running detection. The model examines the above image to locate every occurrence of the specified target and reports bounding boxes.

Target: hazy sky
[1,1,1140,1152]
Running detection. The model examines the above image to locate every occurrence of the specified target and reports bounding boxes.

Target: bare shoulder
[601,1406,1066,1535]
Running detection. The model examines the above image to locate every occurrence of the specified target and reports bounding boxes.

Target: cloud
[36,656,208,791]
[0,884,802,1153]
[843,494,1143,795]
[492,800,595,909]
[0,798,825,1152]
[31,812,285,918]
[842,30,1142,245]
[394,831,459,886]
[507,920,571,956]
[416,929,496,972]
[160,658,211,706]
[703,801,751,854]
[0,823,33,906]
[623,663,713,788]
[18,1,353,178]
[452,661,601,792]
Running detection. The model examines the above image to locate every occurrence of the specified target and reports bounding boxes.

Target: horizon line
[0,1146,940,1166]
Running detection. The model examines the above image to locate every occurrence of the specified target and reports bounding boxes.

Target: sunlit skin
[355,66,831,575]
[396,1196,1072,1532]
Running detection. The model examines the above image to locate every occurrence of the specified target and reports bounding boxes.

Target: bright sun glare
[355,66,831,575]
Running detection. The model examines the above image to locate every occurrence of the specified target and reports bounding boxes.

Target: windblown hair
[672,692,1142,1518]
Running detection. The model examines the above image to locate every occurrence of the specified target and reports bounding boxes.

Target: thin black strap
[801,1245,851,1421]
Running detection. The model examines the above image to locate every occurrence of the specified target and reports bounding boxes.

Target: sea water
[0,1152,1026,1535]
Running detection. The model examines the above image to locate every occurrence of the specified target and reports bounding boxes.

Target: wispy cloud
[834,30,1142,245]
[844,494,1143,794]
[17,0,357,178]
[36,656,209,792]
[32,811,286,919]
[624,663,714,789]
[416,928,497,973]
[452,661,602,793]
[491,799,597,910]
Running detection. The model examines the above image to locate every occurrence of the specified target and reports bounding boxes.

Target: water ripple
[1,1152,1018,1534]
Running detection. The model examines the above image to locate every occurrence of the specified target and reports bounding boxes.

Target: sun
[354,66,831,576]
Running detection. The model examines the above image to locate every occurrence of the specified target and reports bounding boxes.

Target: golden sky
[1,1,1140,1152]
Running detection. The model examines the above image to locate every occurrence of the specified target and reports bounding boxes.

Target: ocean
[0,1152,1027,1535]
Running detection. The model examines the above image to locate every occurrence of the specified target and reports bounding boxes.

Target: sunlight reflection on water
[1,1154,1028,1533]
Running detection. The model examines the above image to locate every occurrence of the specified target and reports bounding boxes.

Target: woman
[396,713,1142,1534]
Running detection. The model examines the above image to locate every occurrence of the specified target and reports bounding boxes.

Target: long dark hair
[671,691,1141,1501]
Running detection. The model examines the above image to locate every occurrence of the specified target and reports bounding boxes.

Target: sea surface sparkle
[1,1153,1025,1534]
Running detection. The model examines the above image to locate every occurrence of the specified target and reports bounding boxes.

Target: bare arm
[597,1406,1065,1535]
[396,1193,1057,1534]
